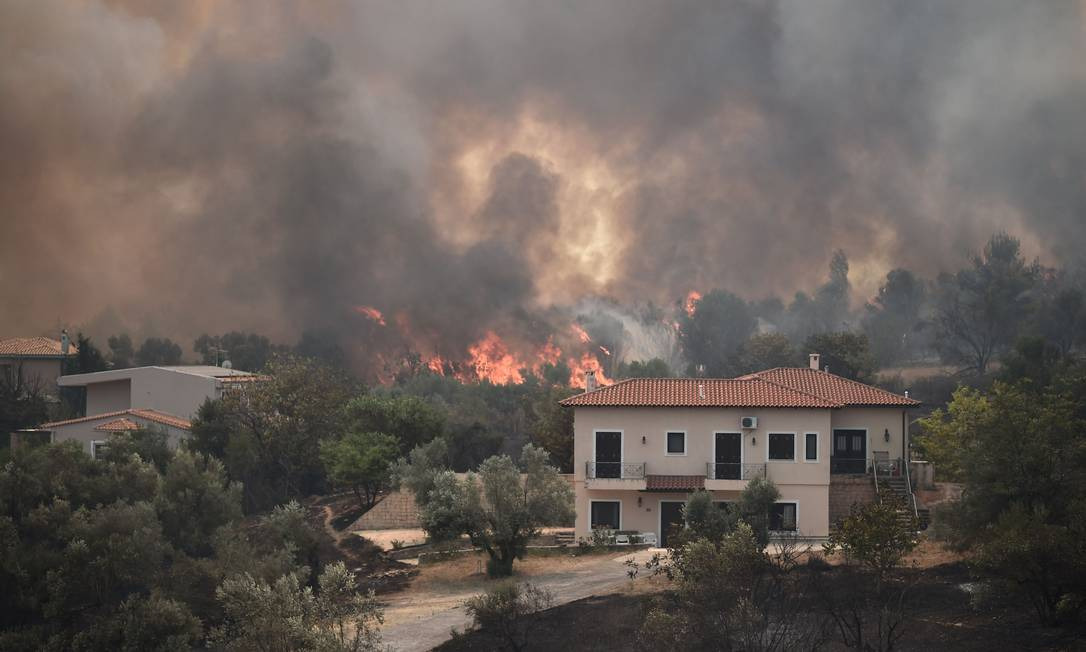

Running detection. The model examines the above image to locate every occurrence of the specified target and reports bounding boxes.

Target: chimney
[585,370,597,392]
[61,329,70,355]
[808,353,820,370]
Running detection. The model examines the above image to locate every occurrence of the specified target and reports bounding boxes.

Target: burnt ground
[436,561,1086,652]
[306,492,418,594]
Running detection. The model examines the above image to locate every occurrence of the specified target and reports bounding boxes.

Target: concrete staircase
[555,530,576,545]
[881,476,930,530]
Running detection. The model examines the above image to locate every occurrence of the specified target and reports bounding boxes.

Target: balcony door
[714,432,742,480]
[594,431,622,478]
[832,429,867,474]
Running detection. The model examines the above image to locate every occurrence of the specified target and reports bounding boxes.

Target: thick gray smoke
[1,0,1084,374]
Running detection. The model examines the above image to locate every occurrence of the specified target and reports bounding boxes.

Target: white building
[17,365,263,457]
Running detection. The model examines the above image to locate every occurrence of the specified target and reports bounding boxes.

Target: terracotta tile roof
[646,475,705,491]
[559,377,840,408]
[0,336,77,357]
[560,367,918,409]
[94,417,142,432]
[33,408,191,431]
[751,368,919,407]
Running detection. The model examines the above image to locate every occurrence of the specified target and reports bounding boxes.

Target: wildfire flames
[684,290,702,317]
[359,304,613,388]
[571,323,591,343]
[354,305,387,326]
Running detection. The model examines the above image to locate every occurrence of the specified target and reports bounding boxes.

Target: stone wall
[829,476,877,527]
[350,490,421,531]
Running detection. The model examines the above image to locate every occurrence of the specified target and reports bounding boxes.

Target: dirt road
[380,549,657,652]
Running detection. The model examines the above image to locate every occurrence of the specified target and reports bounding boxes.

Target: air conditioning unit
[741,416,758,429]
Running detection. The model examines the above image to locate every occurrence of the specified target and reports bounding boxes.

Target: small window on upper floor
[666,431,686,455]
[805,433,818,462]
[768,433,795,461]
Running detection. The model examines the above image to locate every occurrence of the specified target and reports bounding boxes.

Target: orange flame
[354,305,387,326]
[568,352,613,389]
[466,331,526,384]
[426,355,448,375]
[684,290,702,317]
[537,337,562,367]
[570,323,591,343]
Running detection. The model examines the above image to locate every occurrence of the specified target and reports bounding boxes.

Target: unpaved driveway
[380,548,658,652]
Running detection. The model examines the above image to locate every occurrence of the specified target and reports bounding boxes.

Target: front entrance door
[660,501,685,548]
[832,429,867,474]
[714,432,742,479]
[594,431,622,478]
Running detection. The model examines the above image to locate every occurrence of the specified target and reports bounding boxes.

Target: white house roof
[58,365,256,386]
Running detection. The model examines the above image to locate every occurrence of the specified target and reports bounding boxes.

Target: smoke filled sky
[2,0,1085,364]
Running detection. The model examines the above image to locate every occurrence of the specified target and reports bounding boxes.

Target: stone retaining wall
[829,476,877,527]
[350,491,421,530]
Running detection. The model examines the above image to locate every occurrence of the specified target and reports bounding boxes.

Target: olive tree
[400,444,574,577]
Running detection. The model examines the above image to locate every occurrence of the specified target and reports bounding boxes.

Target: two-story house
[560,354,918,545]
[14,365,262,457]
[0,334,77,396]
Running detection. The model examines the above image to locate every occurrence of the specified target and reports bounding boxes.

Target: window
[590,501,621,530]
[770,502,797,531]
[805,433,818,462]
[90,440,109,461]
[768,433,795,461]
[666,431,686,455]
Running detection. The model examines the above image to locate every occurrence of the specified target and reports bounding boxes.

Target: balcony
[705,462,766,490]
[585,461,647,490]
[586,461,646,479]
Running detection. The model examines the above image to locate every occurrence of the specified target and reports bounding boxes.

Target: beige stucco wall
[573,483,830,539]
[47,416,190,457]
[572,405,910,542]
[70,367,223,419]
[126,369,220,419]
[1,358,65,395]
[830,407,909,466]
[86,380,132,414]
[573,407,835,484]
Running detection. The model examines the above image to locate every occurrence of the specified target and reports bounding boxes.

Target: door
[660,501,685,548]
[594,431,622,478]
[714,433,742,479]
[832,429,867,474]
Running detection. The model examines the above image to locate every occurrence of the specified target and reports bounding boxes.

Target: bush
[463,582,554,652]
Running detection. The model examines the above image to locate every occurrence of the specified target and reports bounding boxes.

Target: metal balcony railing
[586,461,646,480]
[705,462,767,481]
[830,456,868,475]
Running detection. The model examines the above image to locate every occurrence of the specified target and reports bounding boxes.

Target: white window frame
[90,439,108,460]
[589,499,622,530]
[766,432,797,462]
[664,430,687,456]
[769,500,800,533]
[803,432,820,463]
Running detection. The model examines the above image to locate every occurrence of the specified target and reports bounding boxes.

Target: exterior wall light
[884,428,891,442]
[751,435,757,446]
[642,435,646,444]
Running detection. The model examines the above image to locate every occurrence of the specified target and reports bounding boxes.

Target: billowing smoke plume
[2,1,1084,378]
